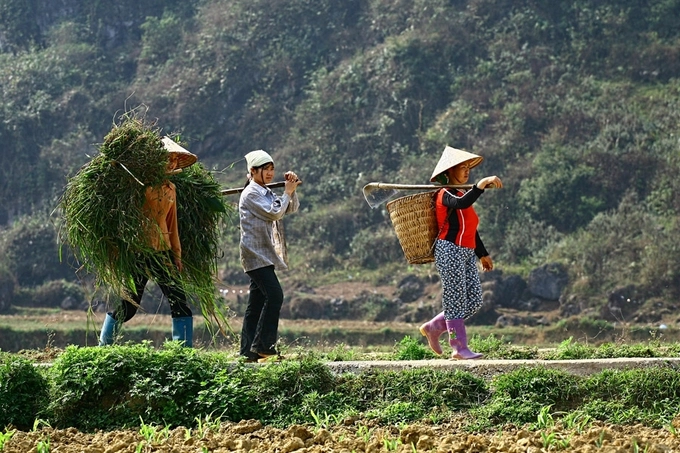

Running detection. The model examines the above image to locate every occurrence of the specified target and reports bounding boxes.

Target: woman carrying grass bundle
[99,138,198,347]
[239,150,300,363]
[419,146,502,360]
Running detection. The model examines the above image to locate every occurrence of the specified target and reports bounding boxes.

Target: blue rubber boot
[172,316,193,347]
[99,313,120,346]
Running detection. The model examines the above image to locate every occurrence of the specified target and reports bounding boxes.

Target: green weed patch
[2,343,680,433]
[47,342,229,430]
[470,365,680,430]
[0,353,49,430]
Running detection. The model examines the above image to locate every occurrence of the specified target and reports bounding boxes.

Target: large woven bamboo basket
[386,191,438,264]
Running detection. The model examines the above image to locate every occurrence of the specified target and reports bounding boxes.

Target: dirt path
[325,356,680,379]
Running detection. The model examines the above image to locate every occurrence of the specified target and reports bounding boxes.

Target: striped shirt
[435,186,489,258]
[239,182,299,272]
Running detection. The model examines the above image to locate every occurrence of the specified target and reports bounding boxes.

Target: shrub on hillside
[288,206,358,256]
[1,216,76,287]
[12,279,86,309]
[551,192,680,305]
[350,227,402,269]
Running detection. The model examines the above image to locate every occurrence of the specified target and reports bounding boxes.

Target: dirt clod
[4,421,678,453]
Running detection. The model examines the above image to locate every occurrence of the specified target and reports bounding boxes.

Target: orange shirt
[142,181,181,259]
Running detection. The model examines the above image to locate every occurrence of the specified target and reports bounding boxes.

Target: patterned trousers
[434,239,483,320]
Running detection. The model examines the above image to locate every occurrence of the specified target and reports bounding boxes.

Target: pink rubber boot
[419,312,446,355]
[446,319,483,360]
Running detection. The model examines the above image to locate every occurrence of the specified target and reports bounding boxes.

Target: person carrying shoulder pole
[419,146,502,360]
[238,150,301,363]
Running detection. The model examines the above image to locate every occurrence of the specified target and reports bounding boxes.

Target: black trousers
[112,251,192,322]
[240,265,284,358]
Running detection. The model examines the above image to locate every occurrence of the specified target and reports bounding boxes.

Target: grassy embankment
[1,338,680,444]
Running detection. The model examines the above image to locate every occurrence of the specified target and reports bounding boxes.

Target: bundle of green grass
[60,114,232,335]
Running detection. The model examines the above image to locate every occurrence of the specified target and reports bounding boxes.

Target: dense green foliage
[59,115,232,327]
[1,0,679,312]
[60,116,168,298]
[12,279,85,308]
[0,353,49,430]
[2,345,680,432]
[0,215,73,287]
[172,164,234,330]
[48,343,229,430]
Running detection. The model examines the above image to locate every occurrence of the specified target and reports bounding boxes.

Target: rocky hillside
[1,0,679,326]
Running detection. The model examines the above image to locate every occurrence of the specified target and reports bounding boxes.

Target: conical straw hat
[430,146,483,182]
[162,137,198,169]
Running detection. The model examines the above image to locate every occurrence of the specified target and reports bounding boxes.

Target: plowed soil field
[4,417,679,452]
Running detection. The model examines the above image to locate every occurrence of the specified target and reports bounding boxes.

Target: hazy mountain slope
[0,0,679,315]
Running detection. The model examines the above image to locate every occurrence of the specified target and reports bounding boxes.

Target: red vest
[435,189,479,249]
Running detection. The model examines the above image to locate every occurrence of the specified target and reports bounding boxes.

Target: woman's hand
[284,171,301,195]
[480,255,493,271]
[477,175,503,190]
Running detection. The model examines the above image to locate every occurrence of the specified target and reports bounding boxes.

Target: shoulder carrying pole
[221,181,286,196]
[362,182,478,208]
